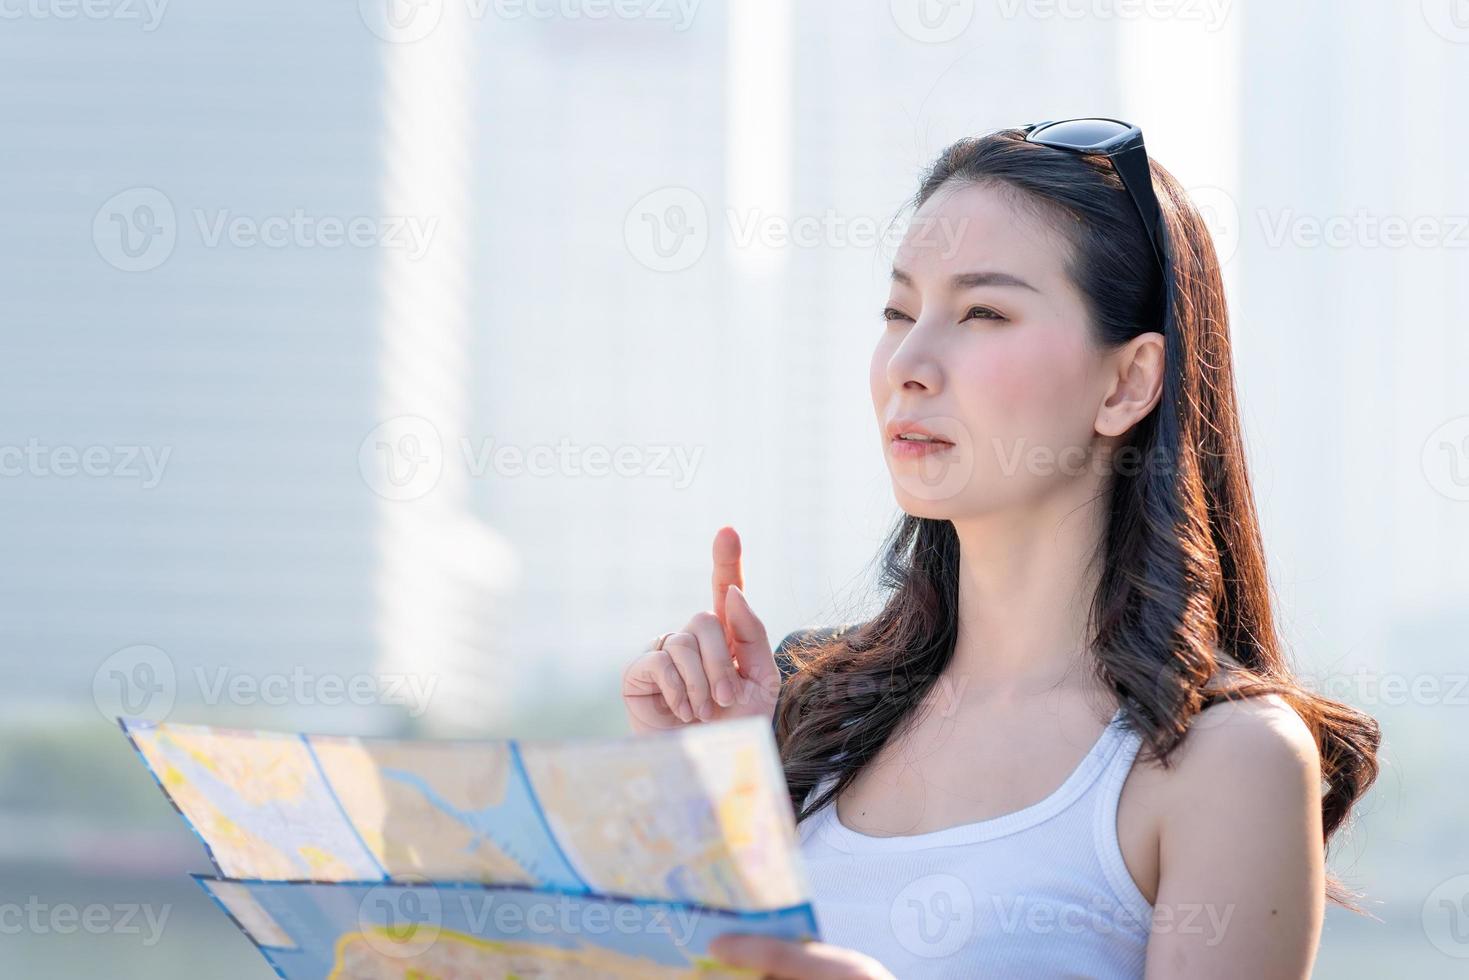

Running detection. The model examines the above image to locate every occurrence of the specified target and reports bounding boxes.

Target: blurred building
[0,3,521,737]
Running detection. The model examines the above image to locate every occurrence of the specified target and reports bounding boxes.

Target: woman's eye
[882,305,1005,324]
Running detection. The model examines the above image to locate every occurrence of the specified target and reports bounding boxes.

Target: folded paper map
[120,715,819,978]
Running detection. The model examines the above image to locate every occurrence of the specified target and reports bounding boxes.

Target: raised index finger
[711,525,744,631]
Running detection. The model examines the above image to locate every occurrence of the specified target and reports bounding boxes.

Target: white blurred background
[1,0,1466,976]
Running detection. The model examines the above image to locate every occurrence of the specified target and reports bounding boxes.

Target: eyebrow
[890,267,1039,292]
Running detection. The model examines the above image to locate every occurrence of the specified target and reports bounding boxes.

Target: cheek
[953,329,1096,444]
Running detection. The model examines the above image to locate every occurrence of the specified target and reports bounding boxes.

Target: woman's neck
[946,479,1110,704]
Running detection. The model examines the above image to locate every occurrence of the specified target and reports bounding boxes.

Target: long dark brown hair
[773,128,1381,908]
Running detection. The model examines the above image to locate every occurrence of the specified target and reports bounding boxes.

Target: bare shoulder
[1167,649,1320,779]
[1125,685,1321,813]
[1114,672,1325,909]
[1163,693,1327,816]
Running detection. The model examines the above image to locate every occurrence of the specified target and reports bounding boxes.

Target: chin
[896,502,955,522]
[884,455,979,516]
[890,488,969,521]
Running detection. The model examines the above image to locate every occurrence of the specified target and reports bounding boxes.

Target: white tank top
[796,708,1152,978]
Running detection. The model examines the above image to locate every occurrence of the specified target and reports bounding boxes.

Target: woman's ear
[1095,331,1165,438]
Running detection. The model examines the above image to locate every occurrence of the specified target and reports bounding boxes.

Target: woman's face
[870,180,1115,519]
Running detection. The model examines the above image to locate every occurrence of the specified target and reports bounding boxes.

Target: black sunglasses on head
[1023,118,1168,278]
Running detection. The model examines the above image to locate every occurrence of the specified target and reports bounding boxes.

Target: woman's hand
[621,526,782,733]
[708,934,896,980]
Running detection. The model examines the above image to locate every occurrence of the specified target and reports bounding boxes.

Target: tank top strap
[1090,718,1153,934]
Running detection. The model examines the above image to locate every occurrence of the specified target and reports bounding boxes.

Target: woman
[621,120,1380,979]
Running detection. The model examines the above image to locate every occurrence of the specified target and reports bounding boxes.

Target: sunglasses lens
[1028,118,1132,150]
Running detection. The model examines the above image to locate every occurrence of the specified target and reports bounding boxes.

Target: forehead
[892,180,1073,285]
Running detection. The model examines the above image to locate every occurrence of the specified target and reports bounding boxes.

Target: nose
[884,324,943,395]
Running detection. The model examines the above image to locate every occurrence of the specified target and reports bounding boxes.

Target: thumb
[724,584,776,684]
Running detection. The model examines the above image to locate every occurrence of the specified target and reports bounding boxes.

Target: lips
[885,419,955,445]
